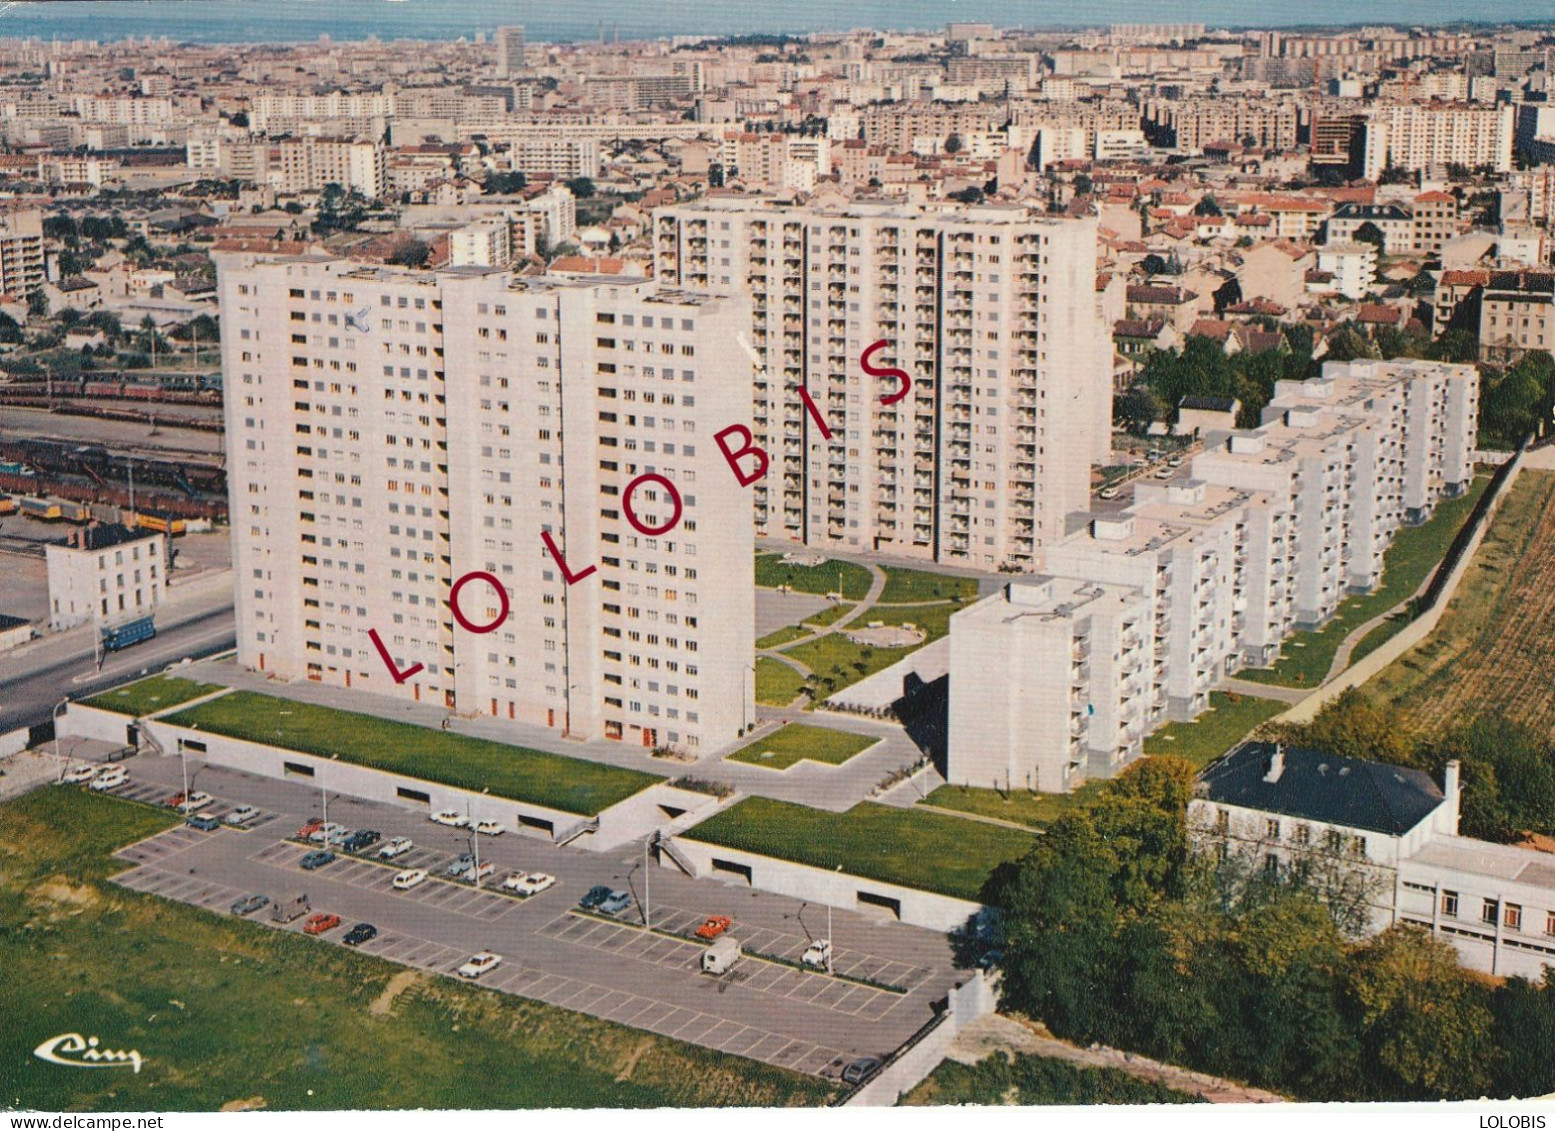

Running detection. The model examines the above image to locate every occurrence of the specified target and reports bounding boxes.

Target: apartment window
[1442,891,1459,918]
[1482,898,1499,926]
[1265,818,1280,840]
[1506,903,1523,932]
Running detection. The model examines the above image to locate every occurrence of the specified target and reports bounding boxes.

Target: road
[0,573,235,733]
[87,751,965,1082]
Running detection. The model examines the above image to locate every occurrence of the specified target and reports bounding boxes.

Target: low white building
[46,523,167,631]
[1316,242,1378,301]
[1193,741,1555,980]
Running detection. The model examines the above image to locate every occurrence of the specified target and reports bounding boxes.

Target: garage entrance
[710,858,753,885]
[856,890,902,920]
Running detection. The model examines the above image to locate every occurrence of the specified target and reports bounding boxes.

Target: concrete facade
[46,523,167,631]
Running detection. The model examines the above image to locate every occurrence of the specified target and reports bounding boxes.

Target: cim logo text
[33,1033,144,1074]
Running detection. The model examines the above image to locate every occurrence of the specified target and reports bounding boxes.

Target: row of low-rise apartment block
[1194,742,1555,981]
[653,197,1112,569]
[216,256,755,754]
[948,358,1478,794]
[1140,98,1301,153]
[1360,101,1515,176]
[187,133,388,199]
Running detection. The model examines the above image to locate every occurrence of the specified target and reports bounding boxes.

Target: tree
[1429,327,1479,364]
[1346,926,1496,1099]
[1421,716,1555,842]
[387,238,431,269]
[564,176,596,199]
[1194,194,1223,217]
[948,186,985,205]
[943,132,963,155]
[1115,384,1165,435]
[1352,221,1387,272]
[1269,688,1415,767]
[26,289,48,319]
[483,171,527,195]
[1491,975,1555,1098]
[1073,173,1093,197]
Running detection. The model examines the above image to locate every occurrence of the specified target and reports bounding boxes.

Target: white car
[308,821,347,843]
[392,868,429,891]
[802,939,832,969]
[511,872,556,897]
[468,861,495,882]
[430,810,469,828]
[457,951,503,979]
[378,836,414,860]
[61,765,100,784]
[473,819,504,837]
[223,805,261,826]
[180,791,215,812]
[89,768,128,791]
[501,871,529,892]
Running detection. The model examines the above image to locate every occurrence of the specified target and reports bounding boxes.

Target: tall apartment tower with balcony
[0,207,45,296]
[654,198,1111,569]
[217,256,754,754]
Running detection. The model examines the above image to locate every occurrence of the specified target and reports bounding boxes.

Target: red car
[695,915,732,940]
[302,912,341,936]
[296,818,324,839]
[166,791,188,809]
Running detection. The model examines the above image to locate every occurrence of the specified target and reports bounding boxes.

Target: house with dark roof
[1194,741,1555,977]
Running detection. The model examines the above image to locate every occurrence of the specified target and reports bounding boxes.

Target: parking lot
[98,750,966,1080]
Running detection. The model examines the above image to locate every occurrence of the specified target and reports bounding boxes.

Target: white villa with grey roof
[1192,742,1555,980]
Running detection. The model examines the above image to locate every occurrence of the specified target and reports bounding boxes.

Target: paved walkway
[1218,678,1309,705]
[753,562,888,709]
[947,1014,1285,1104]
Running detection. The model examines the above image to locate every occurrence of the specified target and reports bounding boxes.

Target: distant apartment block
[47,523,166,631]
[495,25,526,78]
[654,198,1113,568]
[269,136,388,200]
[949,359,1478,793]
[0,207,45,296]
[1361,102,1515,176]
[508,138,601,180]
[1478,270,1555,363]
[217,257,754,753]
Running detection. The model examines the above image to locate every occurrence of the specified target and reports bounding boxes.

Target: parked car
[1146,448,1164,461]
[430,810,469,828]
[1167,454,1184,468]
[1153,465,1174,479]
[512,872,555,897]
[599,890,632,915]
[186,814,221,831]
[300,850,336,870]
[296,818,324,839]
[325,825,356,846]
[702,936,742,975]
[271,892,310,923]
[378,836,414,860]
[457,952,502,979]
[302,912,341,936]
[165,791,189,809]
[802,939,832,969]
[842,1057,883,1086]
[695,915,732,940]
[341,829,380,852]
[308,822,346,844]
[223,805,261,827]
[473,819,504,837]
[445,853,476,879]
[230,894,269,917]
[393,868,428,891]
[579,884,614,911]
[61,765,99,784]
[182,791,214,812]
[89,768,128,791]
[501,871,529,892]
[1098,485,1120,500]
[342,923,378,947]
[467,861,495,882]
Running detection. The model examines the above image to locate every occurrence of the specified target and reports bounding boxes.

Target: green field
[686,797,1035,902]
[877,566,979,604]
[754,554,873,600]
[81,675,225,717]
[903,1051,1201,1106]
[725,723,878,771]
[1142,691,1288,769]
[160,692,660,816]
[921,779,1109,831]
[1236,474,1490,687]
[0,788,836,1111]
[756,625,811,650]
[802,602,855,629]
[754,657,807,706]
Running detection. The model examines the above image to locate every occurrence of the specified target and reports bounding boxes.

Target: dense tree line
[989,756,1555,1101]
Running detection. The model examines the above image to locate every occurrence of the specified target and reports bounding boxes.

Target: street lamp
[827,864,842,977]
[52,697,70,781]
[644,834,653,931]
[466,799,481,890]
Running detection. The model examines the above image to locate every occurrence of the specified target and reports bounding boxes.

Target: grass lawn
[754,657,807,707]
[903,1051,1201,1106]
[1143,691,1287,769]
[877,566,979,604]
[160,691,660,816]
[1236,473,1490,688]
[686,796,1035,903]
[0,788,835,1111]
[725,723,878,771]
[754,553,873,600]
[780,632,914,700]
[803,602,855,629]
[1364,470,1555,739]
[920,779,1109,831]
[80,675,225,717]
[756,625,810,649]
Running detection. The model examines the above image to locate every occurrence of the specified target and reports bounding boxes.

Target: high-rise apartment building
[217,256,754,754]
[654,198,1111,568]
[496,26,526,78]
[949,359,1478,794]
[0,207,45,296]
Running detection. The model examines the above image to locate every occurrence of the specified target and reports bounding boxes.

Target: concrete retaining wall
[846,972,998,1106]
[668,835,985,933]
[0,726,31,759]
[61,704,140,747]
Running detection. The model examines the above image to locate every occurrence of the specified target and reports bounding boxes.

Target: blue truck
[101,615,156,652]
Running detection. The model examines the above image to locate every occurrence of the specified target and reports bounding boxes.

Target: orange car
[695,915,732,940]
[296,818,324,839]
[303,912,341,936]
